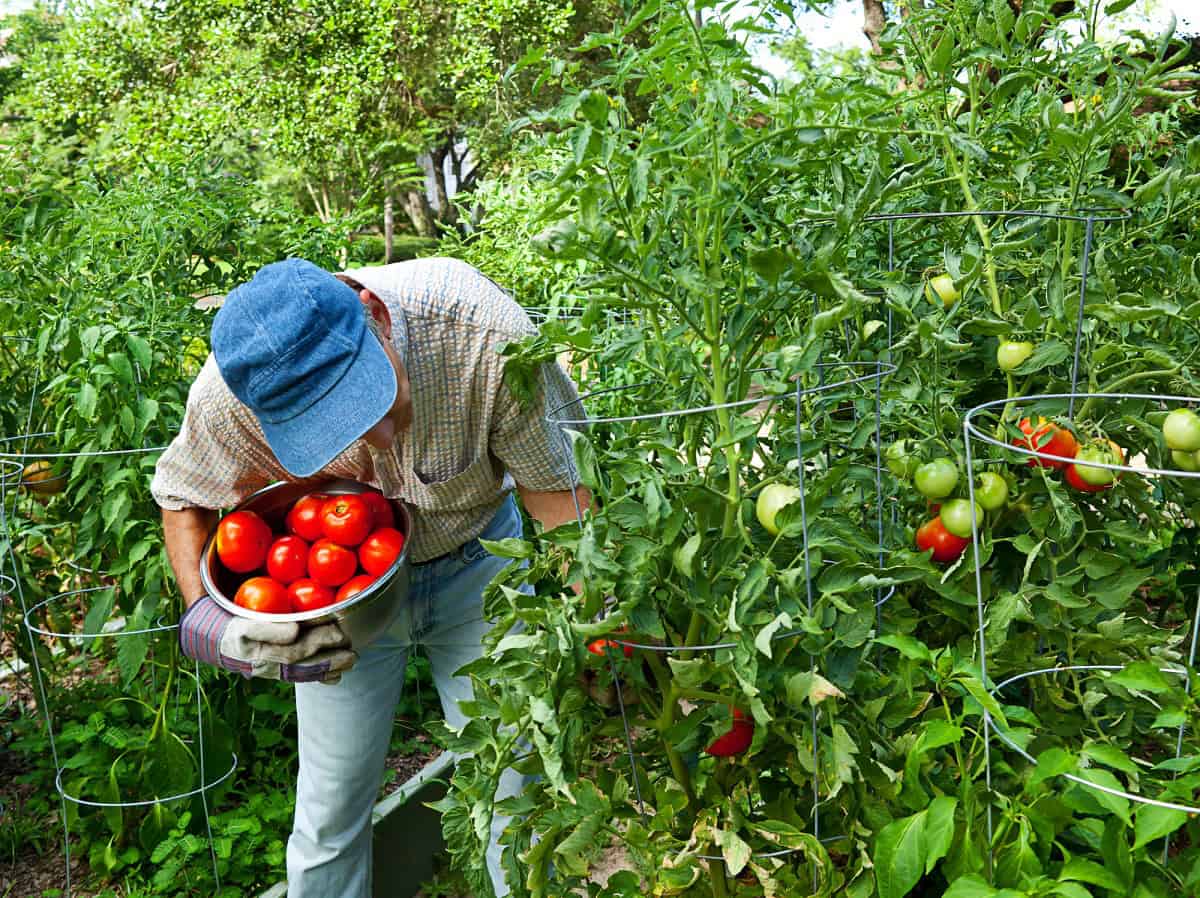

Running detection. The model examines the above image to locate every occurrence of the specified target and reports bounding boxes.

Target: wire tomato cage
[965,392,1200,874]
[0,434,236,896]
[545,359,894,879]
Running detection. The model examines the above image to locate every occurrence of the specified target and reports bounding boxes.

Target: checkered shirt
[151,257,583,563]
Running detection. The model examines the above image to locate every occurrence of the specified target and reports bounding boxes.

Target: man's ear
[359,290,392,340]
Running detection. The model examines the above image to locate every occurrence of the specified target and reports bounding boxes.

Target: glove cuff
[179,596,251,677]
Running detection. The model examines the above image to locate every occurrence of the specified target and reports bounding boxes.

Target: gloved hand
[179,595,357,684]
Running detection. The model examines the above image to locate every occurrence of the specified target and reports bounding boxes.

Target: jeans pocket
[460,538,489,565]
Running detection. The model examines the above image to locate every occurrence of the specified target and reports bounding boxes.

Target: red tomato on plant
[1065,464,1109,493]
[1015,417,1078,469]
[216,510,273,574]
[266,535,310,585]
[287,578,336,613]
[320,495,373,547]
[915,517,969,564]
[335,574,376,603]
[358,527,406,576]
[286,492,329,542]
[360,491,396,530]
[587,638,634,658]
[308,538,358,587]
[704,708,754,758]
[234,576,292,613]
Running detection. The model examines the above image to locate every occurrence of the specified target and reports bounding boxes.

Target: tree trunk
[402,188,436,238]
[429,139,458,230]
[862,0,886,56]
[384,192,394,264]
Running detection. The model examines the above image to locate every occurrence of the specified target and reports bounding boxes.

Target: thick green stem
[940,132,1003,317]
[1076,368,1180,420]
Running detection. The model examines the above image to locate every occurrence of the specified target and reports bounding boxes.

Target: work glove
[179,595,357,684]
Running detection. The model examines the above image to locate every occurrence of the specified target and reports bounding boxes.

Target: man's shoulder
[345,257,533,338]
[188,355,256,429]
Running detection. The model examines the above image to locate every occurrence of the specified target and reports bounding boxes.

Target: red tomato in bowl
[266,535,310,585]
[234,576,292,613]
[360,491,396,530]
[286,493,329,542]
[335,574,376,603]
[287,578,336,613]
[308,539,358,587]
[216,510,273,573]
[359,527,406,576]
[320,495,373,547]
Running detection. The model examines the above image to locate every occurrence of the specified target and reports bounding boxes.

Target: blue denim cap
[211,258,397,478]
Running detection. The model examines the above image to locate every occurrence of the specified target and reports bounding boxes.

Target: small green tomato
[996,340,1034,372]
[1163,409,1200,452]
[926,273,960,308]
[938,498,984,539]
[756,483,802,535]
[974,472,1009,511]
[913,458,959,499]
[886,439,919,479]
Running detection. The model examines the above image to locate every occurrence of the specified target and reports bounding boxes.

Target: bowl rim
[200,478,413,624]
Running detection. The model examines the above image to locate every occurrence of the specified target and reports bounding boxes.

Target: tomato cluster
[214,490,405,614]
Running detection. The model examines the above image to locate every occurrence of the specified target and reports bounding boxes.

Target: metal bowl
[199,478,412,649]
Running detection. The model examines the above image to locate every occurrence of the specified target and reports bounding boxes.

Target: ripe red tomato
[915,517,969,564]
[307,538,358,587]
[1015,417,1078,469]
[216,510,273,574]
[234,576,292,613]
[704,708,754,757]
[360,491,396,530]
[587,638,634,658]
[266,535,310,585]
[287,578,336,613]
[335,574,376,603]
[358,527,406,576]
[286,492,329,542]
[320,495,373,547]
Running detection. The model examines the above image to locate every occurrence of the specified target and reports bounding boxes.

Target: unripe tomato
[216,510,273,574]
[1065,464,1109,493]
[913,459,959,499]
[1072,440,1123,487]
[926,273,960,308]
[1171,449,1200,472]
[996,340,1034,372]
[358,527,406,576]
[335,574,376,604]
[1015,418,1077,469]
[21,460,65,495]
[234,576,292,613]
[886,439,919,478]
[703,708,754,758]
[915,517,969,564]
[756,483,801,535]
[1163,409,1200,452]
[308,538,358,587]
[938,498,983,538]
[287,578,336,613]
[975,472,1009,511]
[359,491,396,530]
[320,494,373,547]
[286,492,329,542]
[266,535,310,585]
[587,638,634,659]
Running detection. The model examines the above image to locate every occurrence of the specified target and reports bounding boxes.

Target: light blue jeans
[286,495,525,898]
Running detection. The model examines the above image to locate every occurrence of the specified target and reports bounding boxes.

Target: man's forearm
[162,507,219,608]
[516,484,594,532]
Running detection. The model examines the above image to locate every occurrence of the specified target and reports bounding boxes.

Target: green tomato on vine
[914,458,959,499]
[756,483,801,535]
[1163,409,1200,452]
[996,340,1034,372]
[925,273,960,308]
[974,471,1009,510]
[938,498,983,538]
[886,439,919,478]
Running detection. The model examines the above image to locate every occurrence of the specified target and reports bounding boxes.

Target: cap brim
[260,330,398,478]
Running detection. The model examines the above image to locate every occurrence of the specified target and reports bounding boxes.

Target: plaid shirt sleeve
[489,355,585,493]
[150,358,285,511]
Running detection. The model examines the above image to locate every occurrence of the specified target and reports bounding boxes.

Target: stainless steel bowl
[199,478,412,649]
